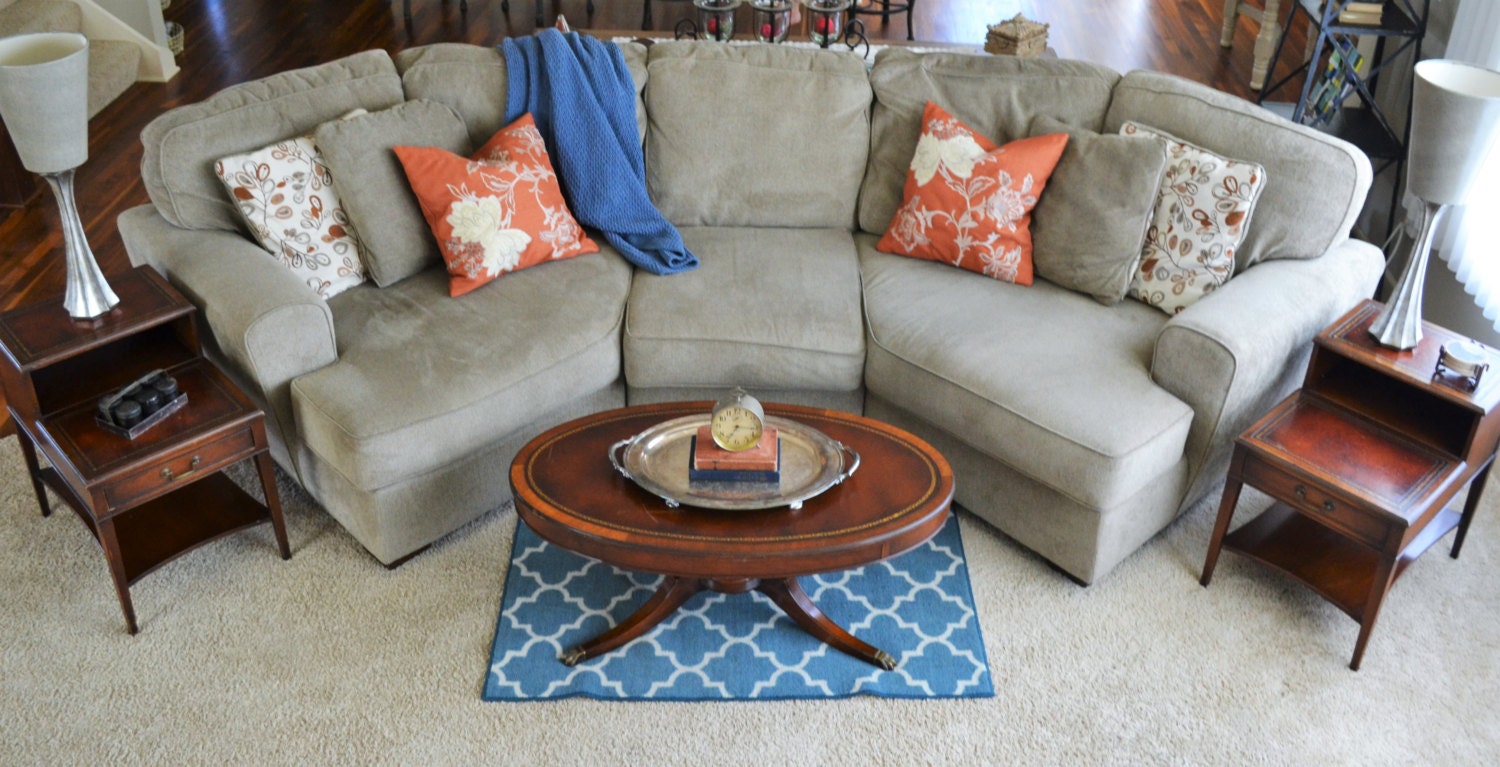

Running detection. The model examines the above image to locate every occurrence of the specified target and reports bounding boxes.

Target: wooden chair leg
[1248,0,1282,90]
[1220,0,1239,47]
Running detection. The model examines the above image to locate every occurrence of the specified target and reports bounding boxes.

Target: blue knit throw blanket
[501,30,697,275]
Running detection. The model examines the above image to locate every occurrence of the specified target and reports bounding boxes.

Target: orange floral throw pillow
[877,101,1068,286]
[393,113,598,297]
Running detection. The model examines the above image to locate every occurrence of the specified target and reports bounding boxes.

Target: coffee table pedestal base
[560,575,898,670]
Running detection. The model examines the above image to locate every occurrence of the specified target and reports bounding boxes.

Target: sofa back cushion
[395,41,650,151]
[140,50,405,232]
[860,50,1119,235]
[1103,70,1372,271]
[315,100,472,287]
[644,42,872,229]
[1028,115,1167,305]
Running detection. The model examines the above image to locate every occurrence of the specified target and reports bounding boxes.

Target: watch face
[711,405,763,451]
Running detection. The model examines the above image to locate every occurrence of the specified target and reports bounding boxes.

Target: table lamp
[0,32,118,320]
[1371,59,1500,349]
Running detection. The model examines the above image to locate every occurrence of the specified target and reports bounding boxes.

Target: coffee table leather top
[510,401,955,580]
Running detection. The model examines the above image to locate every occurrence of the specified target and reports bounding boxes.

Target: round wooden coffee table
[510,401,954,669]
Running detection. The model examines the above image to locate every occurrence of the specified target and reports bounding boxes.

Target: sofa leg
[1044,559,1091,587]
[380,544,432,570]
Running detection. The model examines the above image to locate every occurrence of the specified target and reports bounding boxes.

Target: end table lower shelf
[1219,501,1465,623]
[38,466,281,586]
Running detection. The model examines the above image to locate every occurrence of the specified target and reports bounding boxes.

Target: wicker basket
[985,13,1049,57]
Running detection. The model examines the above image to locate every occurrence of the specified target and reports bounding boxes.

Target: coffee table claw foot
[555,576,702,665]
[759,577,898,670]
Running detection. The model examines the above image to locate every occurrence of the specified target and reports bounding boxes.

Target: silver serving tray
[609,415,859,510]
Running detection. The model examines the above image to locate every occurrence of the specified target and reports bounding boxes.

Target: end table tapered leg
[1452,462,1491,559]
[1350,557,1399,671]
[15,429,51,517]
[560,576,701,666]
[254,452,291,560]
[97,517,138,634]
[759,577,898,670]
[1201,478,1244,587]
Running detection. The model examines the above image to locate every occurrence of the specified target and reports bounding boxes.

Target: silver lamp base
[1370,200,1448,350]
[42,168,118,319]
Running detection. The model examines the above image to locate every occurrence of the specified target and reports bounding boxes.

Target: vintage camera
[96,369,186,438]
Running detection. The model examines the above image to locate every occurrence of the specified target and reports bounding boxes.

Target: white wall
[94,0,168,47]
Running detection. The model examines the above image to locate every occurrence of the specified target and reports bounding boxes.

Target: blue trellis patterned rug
[483,511,993,701]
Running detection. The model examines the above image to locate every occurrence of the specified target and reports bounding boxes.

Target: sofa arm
[1151,238,1385,507]
[117,205,338,463]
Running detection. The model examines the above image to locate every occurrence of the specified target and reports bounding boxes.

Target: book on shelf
[1338,10,1384,25]
[1336,0,1383,24]
[1305,38,1366,127]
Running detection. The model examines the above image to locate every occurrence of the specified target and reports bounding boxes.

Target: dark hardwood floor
[0,0,1309,314]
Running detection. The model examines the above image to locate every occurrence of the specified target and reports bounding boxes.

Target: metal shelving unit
[1258,0,1430,234]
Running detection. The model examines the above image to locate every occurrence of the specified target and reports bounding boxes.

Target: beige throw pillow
[1122,121,1267,315]
[314,100,473,287]
[1029,115,1168,304]
[214,131,368,299]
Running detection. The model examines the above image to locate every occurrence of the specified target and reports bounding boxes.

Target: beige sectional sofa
[119,40,1383,582]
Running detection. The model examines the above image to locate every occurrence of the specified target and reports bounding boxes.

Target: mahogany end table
[0,266,291,634]
[510,401,954,669]
[1201,300,1498,669]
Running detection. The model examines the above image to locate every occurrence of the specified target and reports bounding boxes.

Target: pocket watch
[710,387,765,451]
[1436,339,1490,390]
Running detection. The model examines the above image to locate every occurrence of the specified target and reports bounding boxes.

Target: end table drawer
[1241,454,1388,546]
[103,427,257,511]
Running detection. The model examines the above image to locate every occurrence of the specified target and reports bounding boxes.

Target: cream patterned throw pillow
[215,131,368,299]
[1122,121,1267,315]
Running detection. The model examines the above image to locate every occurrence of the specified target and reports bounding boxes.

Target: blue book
[687,436,782,484]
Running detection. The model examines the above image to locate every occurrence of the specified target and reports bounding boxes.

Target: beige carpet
[1,434,1496,765]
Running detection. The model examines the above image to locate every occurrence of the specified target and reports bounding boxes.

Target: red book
[692,426,779,471]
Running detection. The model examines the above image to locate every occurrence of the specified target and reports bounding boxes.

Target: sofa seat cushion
[858,235,1194,509]
[624,227,864,392]
[290,251,632,490]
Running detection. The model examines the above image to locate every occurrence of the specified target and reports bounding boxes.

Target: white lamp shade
[0,32,89,174]
[1407,59,1500,206]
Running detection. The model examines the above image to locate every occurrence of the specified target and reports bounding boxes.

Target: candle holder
[751,0,794,43]
[801,0,868,55]
[676,0,743,41]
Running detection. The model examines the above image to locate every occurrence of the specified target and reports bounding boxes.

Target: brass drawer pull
[1323,500,1336,512]
[1294,485,1307,499]
[161,456,201,482]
